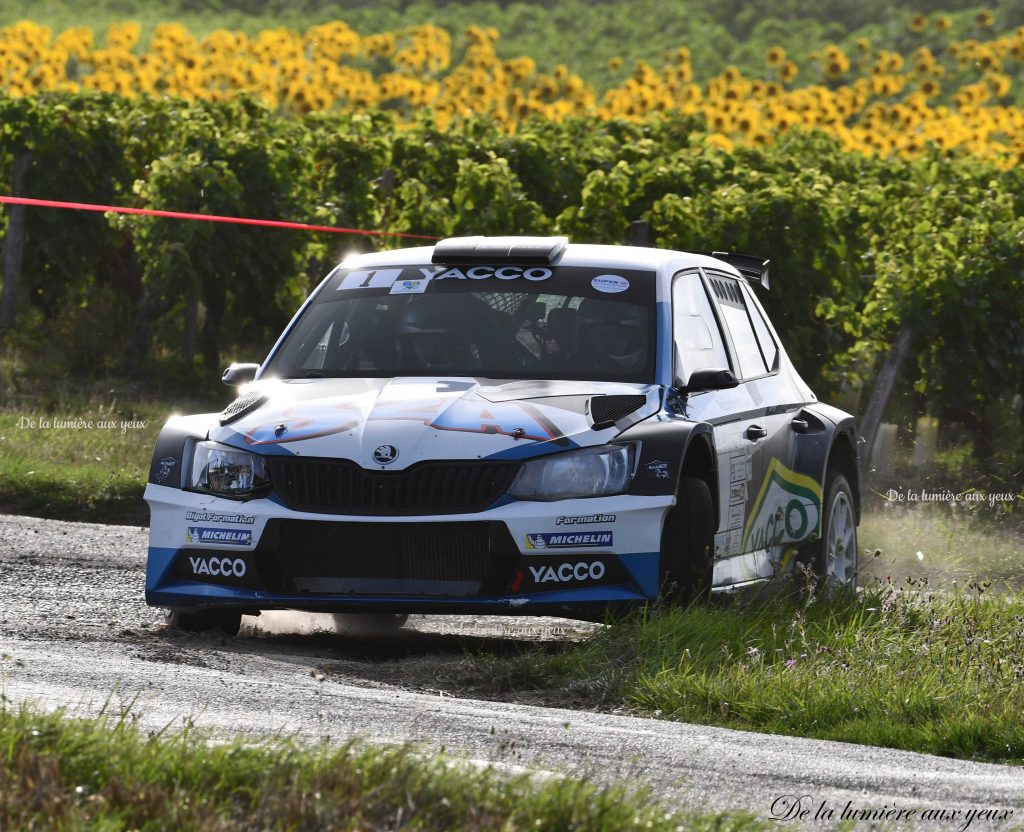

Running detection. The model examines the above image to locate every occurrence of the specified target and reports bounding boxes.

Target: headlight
[190,441,270,498]
[508,444,635,501]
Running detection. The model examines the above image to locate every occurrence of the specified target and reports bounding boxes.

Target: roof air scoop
[432,236,569,266]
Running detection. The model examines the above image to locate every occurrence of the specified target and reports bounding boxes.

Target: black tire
[806,469,858,594]
[661,475,715,602]
[164,608,243,636]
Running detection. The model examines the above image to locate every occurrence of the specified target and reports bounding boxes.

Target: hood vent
[588,394,647,429]
[219,391,266,425]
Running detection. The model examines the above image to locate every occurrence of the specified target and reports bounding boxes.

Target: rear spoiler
[691,251,771,290]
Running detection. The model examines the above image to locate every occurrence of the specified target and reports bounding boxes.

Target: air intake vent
[270,520,512,596]
[220,391,266,425]
[588,395,647,429]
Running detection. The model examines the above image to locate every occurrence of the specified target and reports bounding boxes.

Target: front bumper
[145,484,672,618]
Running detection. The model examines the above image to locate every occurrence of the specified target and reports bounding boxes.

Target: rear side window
[745,288,779,372]
[706,272,768,379]
[671,271,730,384]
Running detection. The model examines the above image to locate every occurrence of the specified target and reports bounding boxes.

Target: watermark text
[884,487,1018,509]
[16,415,148,435]
[770,795,1013,831]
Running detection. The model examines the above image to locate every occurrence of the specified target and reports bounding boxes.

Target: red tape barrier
[0,195,442,241]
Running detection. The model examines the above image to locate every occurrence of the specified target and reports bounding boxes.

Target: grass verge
[454,583,1024,764]
[0,703,766,831]
[0,385,224,525]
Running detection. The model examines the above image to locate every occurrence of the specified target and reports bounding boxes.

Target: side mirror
[677,368,740,393]
[222,363,260,387]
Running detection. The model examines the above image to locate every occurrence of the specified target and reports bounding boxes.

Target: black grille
[268,457,520,515]
[258,520,518,597]
[589,395,647,428]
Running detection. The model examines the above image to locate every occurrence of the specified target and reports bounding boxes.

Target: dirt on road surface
[1,513,1021,829]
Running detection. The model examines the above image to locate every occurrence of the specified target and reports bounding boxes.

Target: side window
[706,272,768,379]
[745,288,779,372]
[671,271,730,384]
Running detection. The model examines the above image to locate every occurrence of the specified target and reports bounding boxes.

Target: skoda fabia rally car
[145,236,861,635]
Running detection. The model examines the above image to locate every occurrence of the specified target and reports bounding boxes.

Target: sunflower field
[1,10,1024,463]
[1,15,1024,165]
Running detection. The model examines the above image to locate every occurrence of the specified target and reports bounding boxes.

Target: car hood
[209,377,658,468]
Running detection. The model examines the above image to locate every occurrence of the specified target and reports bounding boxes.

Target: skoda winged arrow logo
[373,444,399,465]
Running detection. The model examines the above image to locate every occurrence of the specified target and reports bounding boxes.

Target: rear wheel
[164,608,243,636]
[661,475,715,602]
[805,469,858,594]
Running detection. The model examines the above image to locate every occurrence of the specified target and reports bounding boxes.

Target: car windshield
[263,262,657,383]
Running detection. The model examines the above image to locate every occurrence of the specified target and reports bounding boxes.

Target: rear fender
[791,404,861,531]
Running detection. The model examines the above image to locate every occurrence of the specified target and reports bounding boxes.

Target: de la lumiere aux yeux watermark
[883,487,1019,509]
[770,795,1013,830]
[16,415,148,435]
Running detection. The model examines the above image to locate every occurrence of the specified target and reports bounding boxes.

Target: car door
[706,270,815,579]
[671,269,771,586]
[738,278,823,572]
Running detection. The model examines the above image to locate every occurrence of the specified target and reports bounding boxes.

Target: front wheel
[661,475,715,602]
[164,608,243,636]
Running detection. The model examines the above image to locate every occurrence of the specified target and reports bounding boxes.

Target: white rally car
[145,236,860,635]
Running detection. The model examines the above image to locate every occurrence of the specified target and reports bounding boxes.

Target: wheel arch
[678,431,718,529]
[148,413,219,488]
[619,417,720,530]
[792,404,862,526]
[826,427,861,522]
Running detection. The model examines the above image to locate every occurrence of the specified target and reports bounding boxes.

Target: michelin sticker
[186,527,252,546]
[740,458,822,553]
[591,274,630,293]
[526,531,613,549]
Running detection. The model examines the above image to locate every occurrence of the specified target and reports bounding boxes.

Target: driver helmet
[396,298,483,372]
[575,299,647,371]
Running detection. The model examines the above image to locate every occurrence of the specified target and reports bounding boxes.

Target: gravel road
[1,513,1021,829]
